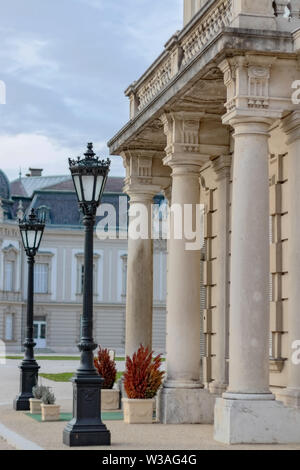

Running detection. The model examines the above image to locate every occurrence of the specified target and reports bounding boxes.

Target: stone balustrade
[273,0,300,18]
[134,0,232,114]
[181,0,232,67]
[125,0,300,119]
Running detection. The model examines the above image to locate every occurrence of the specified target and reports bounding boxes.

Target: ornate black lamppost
[14,208,45,411]
[63,143,111,447]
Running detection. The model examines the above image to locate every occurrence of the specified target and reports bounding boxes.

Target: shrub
[94,346,117,389]
[123,345,165,399]
[41,388,56,405]
[32,384,48,400]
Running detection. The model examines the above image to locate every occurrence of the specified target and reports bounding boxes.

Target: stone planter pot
[101,389,120,410]
[29,398,42,414]
[122,398,154,424]
[41,404,61,422]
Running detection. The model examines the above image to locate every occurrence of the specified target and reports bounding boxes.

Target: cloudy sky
[0,0,182,181]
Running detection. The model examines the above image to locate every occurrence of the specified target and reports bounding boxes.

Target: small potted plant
[94,346,119,410]
[30,384,48,414]
[122,345,164,424]
[41,388,60,422]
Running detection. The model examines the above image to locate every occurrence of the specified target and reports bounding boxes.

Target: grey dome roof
[0,169,10,200]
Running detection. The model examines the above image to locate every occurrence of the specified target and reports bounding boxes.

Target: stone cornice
[121,148,171,195]
[161,111,229,169]
[108,28,293,156]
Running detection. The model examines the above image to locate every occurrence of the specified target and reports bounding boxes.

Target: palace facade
[0,168,167,354]
[108,0,300,444]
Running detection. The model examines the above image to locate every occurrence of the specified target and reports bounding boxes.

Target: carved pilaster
[219,55,279,125]
[121,149,171,200]
[161,111,207,167]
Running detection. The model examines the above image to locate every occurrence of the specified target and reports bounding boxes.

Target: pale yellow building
[0,169,167,354]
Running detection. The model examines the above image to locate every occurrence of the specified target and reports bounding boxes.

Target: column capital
[160,111,228,170]
[121,148,171,198]
[219,55,282,125]
[228,116,274,137]
[281,111,300,144]
[211,155,232,181]
[125,186,161,204]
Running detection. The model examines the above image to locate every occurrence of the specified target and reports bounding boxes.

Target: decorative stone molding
[121,149,171,200]
[161,112,228,170]
[181,0,233,67]
[219,55,278,122]
[0,226,19,238]
[16,200,24,221]
[269,359,286,373]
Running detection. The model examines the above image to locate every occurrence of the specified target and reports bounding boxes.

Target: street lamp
[14,208,45,411]
[63,143,111,447]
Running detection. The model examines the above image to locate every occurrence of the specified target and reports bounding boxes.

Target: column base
[63,374,111,447]
[209,382,228,396]
[214,396,300,444]
[13,360,39,411]
[157,385,215,424]
[277,388,300,409]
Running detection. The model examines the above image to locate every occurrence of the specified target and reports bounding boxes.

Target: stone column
[158,112,216,424]
[125,190,156,358]
[214,55,300,444]
[225,119,272,397]
[280,111,300,408]
[214,117,300,444]
[121,150,170,358]
[209,155,232,396]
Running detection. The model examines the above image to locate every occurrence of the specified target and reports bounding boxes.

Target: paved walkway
[0,436,15,450]
[1,358,300,450]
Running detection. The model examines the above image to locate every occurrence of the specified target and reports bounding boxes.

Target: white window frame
[2,245,18,293]
[4,260,14,292]
[4,313,14,341]
[34,263,49,294]
[33,252,53,296]
[76,253,100,296]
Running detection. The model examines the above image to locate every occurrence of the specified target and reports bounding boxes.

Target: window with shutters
[76,252,99,296]
[2,245,18,293]
[34,263,49,294]
[5,313,13,341]
[4,261,14,292]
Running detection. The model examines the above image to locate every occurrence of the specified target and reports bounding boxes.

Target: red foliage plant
[123,345,165,399]
[94,346,117,389]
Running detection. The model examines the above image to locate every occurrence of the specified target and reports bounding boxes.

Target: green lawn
[39,371,124,383]
[5,356,126,361]
[39,372,74,382]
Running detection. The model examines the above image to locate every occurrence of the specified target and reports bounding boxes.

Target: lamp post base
[63,374,111,447]
[13,361,39,411]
